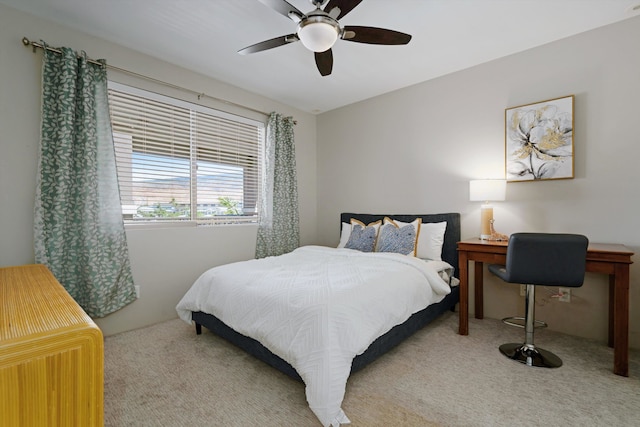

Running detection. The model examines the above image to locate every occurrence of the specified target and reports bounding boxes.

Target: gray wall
[317,16,640,349]
[0,4,317,336]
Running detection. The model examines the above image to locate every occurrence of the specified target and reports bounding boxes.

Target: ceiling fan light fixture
[241,0,412,77]
[297,17,340,52]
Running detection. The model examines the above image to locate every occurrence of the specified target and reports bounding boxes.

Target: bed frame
[192,212,461,381]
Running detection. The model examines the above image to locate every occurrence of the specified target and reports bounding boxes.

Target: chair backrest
[503,233,589,287]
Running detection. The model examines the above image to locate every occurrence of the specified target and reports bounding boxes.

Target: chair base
[499,343,563,368]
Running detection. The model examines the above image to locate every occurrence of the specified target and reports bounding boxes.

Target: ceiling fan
[238,0,412,76]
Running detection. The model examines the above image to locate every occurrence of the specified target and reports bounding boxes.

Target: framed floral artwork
[505,95,574,182]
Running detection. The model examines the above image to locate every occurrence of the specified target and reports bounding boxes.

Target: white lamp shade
[469,179,506,202]
[298,22,339,52]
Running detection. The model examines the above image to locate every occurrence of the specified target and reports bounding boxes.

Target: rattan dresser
[0,264,104,426]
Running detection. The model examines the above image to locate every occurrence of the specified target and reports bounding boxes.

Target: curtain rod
[21,36,284,121]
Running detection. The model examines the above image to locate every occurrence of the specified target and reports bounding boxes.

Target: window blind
[108,83,264,225]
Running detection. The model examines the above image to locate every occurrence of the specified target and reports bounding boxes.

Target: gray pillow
[377,223,416,255]
[344,224,377,252]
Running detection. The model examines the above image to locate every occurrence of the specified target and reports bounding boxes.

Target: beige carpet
[104,312,640,426]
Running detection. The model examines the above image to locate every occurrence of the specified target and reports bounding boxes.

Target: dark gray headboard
[340,213,461,277]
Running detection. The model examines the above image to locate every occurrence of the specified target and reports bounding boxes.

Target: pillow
[376,217,421,256]
[416,221,447,261]
[338,219,381,249]
[344,219,381,252]
[337,222,351,248]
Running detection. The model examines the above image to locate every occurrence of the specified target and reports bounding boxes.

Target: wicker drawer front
[0,264,104,427]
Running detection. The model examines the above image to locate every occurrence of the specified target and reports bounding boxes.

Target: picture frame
[504,95,574,182]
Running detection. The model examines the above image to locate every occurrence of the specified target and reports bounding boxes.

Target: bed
[176,212,460,426]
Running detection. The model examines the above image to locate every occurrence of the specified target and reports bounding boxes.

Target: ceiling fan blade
[238,34,299,55]
[315,49,333,76]
[257,0,305,22]
[324,0,363,20]
[342,26,412,45]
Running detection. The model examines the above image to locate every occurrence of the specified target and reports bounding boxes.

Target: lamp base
[480,205,493,239]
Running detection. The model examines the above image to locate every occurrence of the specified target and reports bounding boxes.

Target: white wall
[317,16,640,349]
[0,4,317,336]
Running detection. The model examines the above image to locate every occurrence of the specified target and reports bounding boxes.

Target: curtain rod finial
[22,37,37,53]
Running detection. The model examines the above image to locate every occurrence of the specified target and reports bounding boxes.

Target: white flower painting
[505,95,574,181]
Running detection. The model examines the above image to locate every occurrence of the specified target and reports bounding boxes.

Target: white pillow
[416,221,447,261]
[337,222,351,248]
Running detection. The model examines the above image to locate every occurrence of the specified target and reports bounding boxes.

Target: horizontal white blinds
[108,84,263,224]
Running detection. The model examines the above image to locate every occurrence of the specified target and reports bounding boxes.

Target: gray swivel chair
[488,233,589,368]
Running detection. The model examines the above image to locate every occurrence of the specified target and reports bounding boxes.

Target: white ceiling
[4,0,640,113]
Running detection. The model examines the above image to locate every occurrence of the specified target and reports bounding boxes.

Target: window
[108,82,264,225]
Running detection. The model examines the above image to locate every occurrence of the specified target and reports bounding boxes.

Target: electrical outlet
[558,287,571,302]
[135,285,140,298]
[520,284,526,297]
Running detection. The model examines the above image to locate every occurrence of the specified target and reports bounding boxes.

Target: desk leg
[608,277,614,348]
[474,261,484,319]
[459,251,469,335]
[612,264,630,377]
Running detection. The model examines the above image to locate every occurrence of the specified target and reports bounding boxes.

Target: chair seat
[488,264,508,281]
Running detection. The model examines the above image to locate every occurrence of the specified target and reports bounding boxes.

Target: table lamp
[469,179,507,240]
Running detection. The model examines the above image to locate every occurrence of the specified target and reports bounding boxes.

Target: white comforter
[176,246,451,426]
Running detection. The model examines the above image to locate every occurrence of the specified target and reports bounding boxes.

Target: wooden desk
[457,238,634,377]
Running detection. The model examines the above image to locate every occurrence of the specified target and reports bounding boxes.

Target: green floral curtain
[34,45,136,317]
[256,113,299,258]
